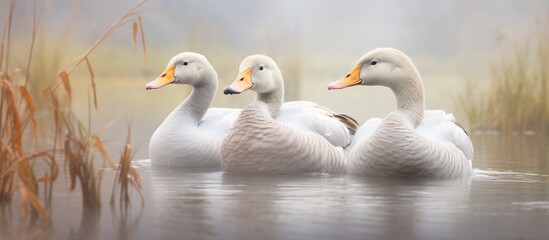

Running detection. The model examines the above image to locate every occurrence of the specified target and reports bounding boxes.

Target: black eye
[259,65,264,71]
[371,60,377,65]
[183,61,189,66]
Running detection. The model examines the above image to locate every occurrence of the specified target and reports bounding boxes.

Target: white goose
[145,52,240,168]
[328,48,473,177]
[221,54,358,174]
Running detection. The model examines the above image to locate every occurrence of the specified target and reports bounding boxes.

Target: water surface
[1,135,548,240]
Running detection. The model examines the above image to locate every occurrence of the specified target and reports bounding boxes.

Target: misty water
[4,0,549,239]
[3,62,549,239]
[2,135,549,240]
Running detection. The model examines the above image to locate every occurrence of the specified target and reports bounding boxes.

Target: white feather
[198,108,241,138]
[221,55,354,174]
[277,101,352,147]
[148,53,240,168]
[335,48,474,177]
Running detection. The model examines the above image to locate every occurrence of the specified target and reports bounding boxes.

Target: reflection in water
[473,135,549,173]
[0,204,13,238]
[145,169,222,240]
[68,208,100,240]
[65,204,144,240]
[0,203,52,240]
[2,136,549,239]
[112,205,144,240]
[0,188,144,240]
[144,168,475,240]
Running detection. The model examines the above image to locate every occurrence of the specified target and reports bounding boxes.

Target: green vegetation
[0,0,147,227]
[457,20,549,134]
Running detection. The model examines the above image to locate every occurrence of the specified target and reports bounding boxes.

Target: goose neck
[256,88,284,118]
[177,80,217,124]
[391,71,424,127]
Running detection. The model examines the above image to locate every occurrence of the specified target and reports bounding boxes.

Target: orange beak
[145,64,176,90]
[224,68,254,95]
[327,64,363,90]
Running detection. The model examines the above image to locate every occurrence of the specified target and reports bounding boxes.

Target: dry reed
[1,0,56,222]
[1,0,149,222]
[457,19,549,134]
[111,119,144,209]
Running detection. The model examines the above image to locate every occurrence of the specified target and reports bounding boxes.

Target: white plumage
[329,48,473,177]
[146,52,240,168]
[221,54,358,174]
[275,101,355,148]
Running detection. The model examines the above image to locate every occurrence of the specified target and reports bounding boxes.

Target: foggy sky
[7,0,549,120]
[10,0,547,59]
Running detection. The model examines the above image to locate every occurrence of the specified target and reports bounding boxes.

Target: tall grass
[63,107,115,208]
[0,0,148,223]
[111,119,144,209]
[457,19,549,134]
[0,0,54,222]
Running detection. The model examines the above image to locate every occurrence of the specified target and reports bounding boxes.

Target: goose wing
[276,101,357,147]
[198,108,241,138]
[415,110,474,161]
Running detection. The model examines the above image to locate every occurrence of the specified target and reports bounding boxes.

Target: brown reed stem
[65,0,148,75]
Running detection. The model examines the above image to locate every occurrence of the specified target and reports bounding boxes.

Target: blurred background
[8,0,549,158]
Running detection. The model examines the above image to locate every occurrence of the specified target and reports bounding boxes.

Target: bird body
[329,48,473,177]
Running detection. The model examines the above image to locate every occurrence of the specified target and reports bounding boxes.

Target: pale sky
[9,0,549,120]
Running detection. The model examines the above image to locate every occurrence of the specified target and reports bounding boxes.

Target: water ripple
[472,169,549,183]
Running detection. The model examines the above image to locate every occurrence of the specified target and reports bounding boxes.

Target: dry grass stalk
[63,107,114,208]
[60,0,149,111]
[457,19,549,134]
[111,120,144,209]
[0,72,56,221]
[1,0,59,218]
[1,0,149,221]
[58,0,148,208]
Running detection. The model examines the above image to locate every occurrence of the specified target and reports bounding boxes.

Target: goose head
[328,48,421,91]
[328,48,425,125]
[223,54,284,95]
[145,52,216,90]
